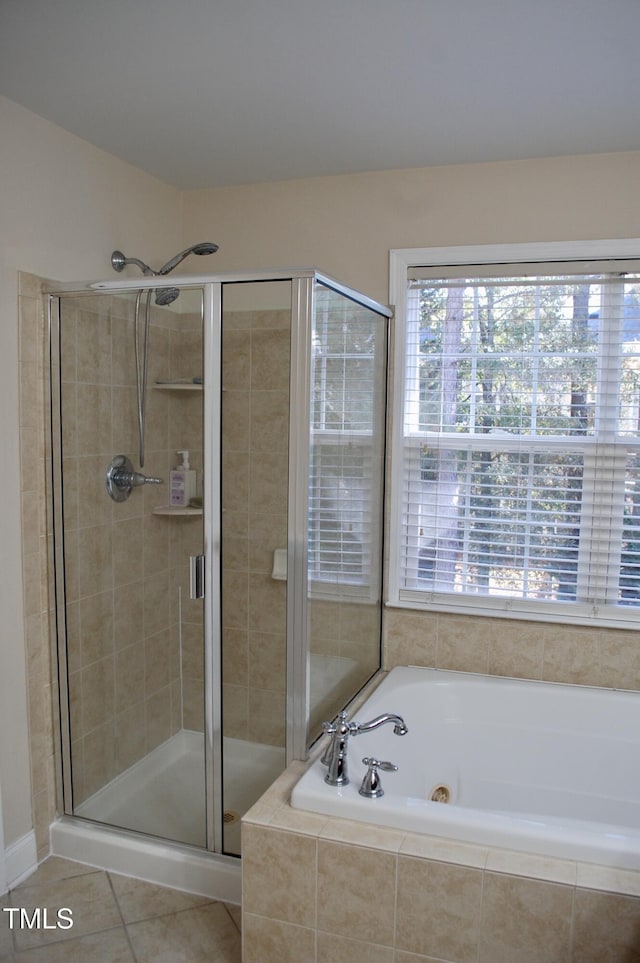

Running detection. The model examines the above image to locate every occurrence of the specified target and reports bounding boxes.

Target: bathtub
[291,665,640,869]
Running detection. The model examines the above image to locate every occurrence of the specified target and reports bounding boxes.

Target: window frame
[388,239,640,629]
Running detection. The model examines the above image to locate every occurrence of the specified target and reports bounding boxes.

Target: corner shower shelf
[153,505,203,517]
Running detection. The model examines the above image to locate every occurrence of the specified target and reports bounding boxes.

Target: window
[389,242,640,627]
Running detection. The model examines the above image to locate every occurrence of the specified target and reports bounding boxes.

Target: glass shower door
[218,280,292,855]
[306,280,388,742]
[52,286,208,847]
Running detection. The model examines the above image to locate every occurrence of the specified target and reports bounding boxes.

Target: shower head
[157,242,219,276]
[154,286,180,306]
[111,242,219,306]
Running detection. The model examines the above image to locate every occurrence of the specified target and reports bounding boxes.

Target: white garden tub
[291,665,640,868]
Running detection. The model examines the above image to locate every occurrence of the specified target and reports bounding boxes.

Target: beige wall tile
[437,616,491,674]
[319,817,404,853]
[222,570,249,630]
[250,389,289,452]
[77,524,113,597]
[400,833,488,869]
[248,687,286,746]
[222,682,249,739]
[242,912,315,963]
[249,631,286,691]
[250,329,291,390]
[542,627,602,685]
[142,571,171,637]
[396,856,483,962]
[145,686,172,750]
[249,449,288,515]
[317,930,393,963]
[76,384,112,454]
[242,825,317,927]
[248,511,288,574]
[598,629,640,690]
[113,582,145,650]
[248,574,286,635]
[572,888,640,962]
[487,619,544,680]
[181,675,205,732]
[81,656,115,733]
[222,329,251,390]
[317,840,396,945]
[81,723,116,799]
[80,590,114,666]
[479,872,573,963]
[222,628,248,686]
[115,701,146,771]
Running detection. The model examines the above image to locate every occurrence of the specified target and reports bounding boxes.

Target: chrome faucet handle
[320,710,352,768]
[359,756,398,798]
[106,455,164,502]
[320,719,337,766]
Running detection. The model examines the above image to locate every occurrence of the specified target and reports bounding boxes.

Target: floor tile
[13,926,135,962]
[127,902,241,963]
[109,873,213,924]
[10,871,121,951]
[1,892,15,960]
[10,858,96,892]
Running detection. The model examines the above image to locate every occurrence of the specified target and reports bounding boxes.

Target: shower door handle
[189,555,206,600]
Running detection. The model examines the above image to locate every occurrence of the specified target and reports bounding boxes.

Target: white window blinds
[397,266,640,623]
[308,282,386,598]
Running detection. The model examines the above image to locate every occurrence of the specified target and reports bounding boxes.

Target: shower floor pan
[75,729,285,853]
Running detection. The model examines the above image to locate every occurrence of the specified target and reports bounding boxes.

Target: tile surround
[241,765,640,963]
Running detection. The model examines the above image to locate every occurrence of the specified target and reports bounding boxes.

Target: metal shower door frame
[46,268,391,856]
[203,280,223,852]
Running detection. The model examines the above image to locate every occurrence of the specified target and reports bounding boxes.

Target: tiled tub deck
[241,755,640,963]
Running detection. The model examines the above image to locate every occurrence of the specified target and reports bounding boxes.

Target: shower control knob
[106,455,164,502]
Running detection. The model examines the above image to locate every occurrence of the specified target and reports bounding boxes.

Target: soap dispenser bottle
[170,450,197,507]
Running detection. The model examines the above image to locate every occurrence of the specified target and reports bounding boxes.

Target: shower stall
[47,268,389,893]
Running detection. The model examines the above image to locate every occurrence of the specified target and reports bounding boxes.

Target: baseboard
[4,830,38,890]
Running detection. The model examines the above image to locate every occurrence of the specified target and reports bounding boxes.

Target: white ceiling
[1,0,639,190]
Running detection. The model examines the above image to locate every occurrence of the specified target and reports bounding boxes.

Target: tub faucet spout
[354,713,409,736]
[321,710,408,787]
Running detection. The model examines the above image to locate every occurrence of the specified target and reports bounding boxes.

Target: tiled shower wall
[17,274,205,851]
[220,309,290,747]
[17,279,296,854]
[19,272,56,859]
[56,288,204,805]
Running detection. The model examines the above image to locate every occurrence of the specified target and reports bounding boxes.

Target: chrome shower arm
[111,250,156,276]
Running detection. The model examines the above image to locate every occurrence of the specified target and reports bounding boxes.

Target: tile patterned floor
[0,857,241,962]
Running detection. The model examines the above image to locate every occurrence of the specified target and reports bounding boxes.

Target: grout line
[221,901,241,935]
[106,871,139,962]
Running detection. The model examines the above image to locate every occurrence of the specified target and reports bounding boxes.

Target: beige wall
[183,151,640,305]
[5,87,640,864]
